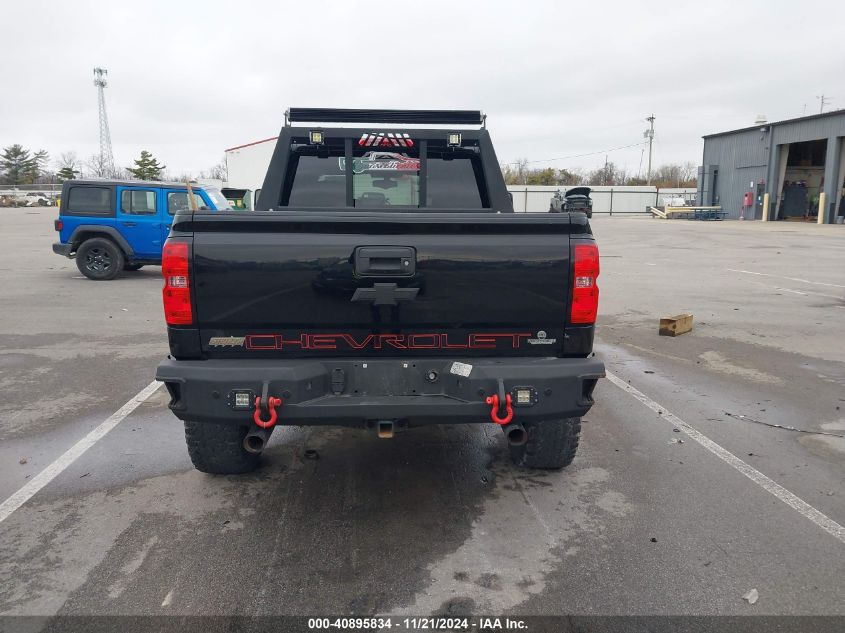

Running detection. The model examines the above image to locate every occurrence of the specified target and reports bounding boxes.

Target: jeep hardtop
[52,179,230,280]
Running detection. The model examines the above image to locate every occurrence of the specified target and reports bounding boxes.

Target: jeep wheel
[123,263,144,271]
[184,421,261,474]
[509,417,581,469]
[76,238,124,280]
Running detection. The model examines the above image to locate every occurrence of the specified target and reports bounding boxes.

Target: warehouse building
[698,110,845,222]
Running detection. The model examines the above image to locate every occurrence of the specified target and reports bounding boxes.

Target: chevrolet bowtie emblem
[351,283,420,306]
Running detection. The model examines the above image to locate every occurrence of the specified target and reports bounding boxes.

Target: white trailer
[224,136,278,208]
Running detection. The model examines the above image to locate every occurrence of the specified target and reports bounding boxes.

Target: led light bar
[287,108,486,126]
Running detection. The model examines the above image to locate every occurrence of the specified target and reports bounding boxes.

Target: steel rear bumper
[52,242,73,257]
[155,356,605,427]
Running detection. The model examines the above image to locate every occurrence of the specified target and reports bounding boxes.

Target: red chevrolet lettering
[408,334,439,348]
[244,335,278,350]
[308,334,338,350]
[242,332,534,351]
[340,334,375,349]
[275,334,307,349]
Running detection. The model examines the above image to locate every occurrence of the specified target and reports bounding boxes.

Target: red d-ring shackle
[485,393,514,425]
[254,396,282,428]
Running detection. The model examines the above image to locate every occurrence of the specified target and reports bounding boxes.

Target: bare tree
[55,151,82,181]
[500,163,516,184]
[588,161,623,186]
[502,160,697,188]
[86,153,111,178]
[57,151,79,171]
[203,157,228,182]
[514,158,529,185]
[680,161,697,184]
[558,168,584,186]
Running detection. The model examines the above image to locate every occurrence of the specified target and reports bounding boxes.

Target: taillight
[162,241,193,325]
[54,219,63,231]
[570,243,600,324]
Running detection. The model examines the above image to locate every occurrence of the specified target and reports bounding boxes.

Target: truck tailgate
[188,212,580,358]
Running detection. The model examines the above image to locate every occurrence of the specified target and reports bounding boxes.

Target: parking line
[744,278,842,300]
[0,380,162,524]
[606,370,845,545]
[727,269,845,289]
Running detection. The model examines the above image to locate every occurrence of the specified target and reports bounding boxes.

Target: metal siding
[768,114,845,146]
[702,129,768,218]
[703,111,845,221]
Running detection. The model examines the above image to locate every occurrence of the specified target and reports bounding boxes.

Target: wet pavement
[0,209,843,624]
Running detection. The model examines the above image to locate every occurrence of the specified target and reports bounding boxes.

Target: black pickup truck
[550,187,593,218]
[156,108,604,474]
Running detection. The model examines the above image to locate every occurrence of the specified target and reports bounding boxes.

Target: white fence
[2,183,698,212]
[507,185,697,213]
[0,185,61,194]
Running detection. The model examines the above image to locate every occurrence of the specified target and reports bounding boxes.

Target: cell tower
[93,67,115,177]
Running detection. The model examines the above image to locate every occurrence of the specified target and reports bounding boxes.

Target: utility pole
[644,115,655,185]
[816,94,830,114]
[93,67,115,178]
[604,154,608,185]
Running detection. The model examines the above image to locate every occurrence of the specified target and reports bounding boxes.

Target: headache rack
[285,108,486,128]
[257,106,511,211]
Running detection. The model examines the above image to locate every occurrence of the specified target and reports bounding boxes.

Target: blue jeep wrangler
[52,179,230,280]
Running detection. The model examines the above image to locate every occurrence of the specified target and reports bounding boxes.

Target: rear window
[202,187,232,210]
[287,155,346,208]
[427,155,483,209]
[282,140,486,209]
[65,186,113,216]
[167,191,208,214]
[352,150,421,208]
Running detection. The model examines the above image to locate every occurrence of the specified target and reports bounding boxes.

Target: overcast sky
[3,0,843,178]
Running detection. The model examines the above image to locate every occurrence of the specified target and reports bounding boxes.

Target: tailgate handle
[354,246,415,276]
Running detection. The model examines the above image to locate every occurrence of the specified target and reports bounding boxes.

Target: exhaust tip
[244,433,267,454]
[377,420,395,439]
[505,424,527,446]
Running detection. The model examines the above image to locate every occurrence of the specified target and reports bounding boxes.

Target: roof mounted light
[309,130,324,145]
[447,133,462,147]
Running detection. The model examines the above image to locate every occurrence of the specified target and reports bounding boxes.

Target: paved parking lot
[0,208,843,624]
